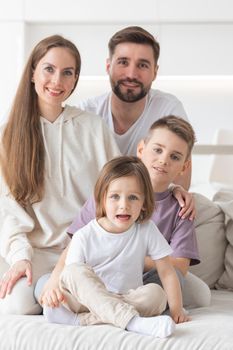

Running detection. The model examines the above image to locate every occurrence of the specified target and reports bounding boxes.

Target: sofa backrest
[190,193,227,288]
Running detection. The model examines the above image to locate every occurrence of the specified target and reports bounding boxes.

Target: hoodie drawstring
[58,114,64,196]
[40,112,65,197]
[41,120,52,178]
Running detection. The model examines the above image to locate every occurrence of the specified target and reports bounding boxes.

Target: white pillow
[190,193,227,288]
[214,190,233,290]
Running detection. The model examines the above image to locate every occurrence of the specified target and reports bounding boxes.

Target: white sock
[44,305,80,326]
[126,315,175,338]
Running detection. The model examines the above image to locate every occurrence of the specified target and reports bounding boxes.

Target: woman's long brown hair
[0,35,81,206]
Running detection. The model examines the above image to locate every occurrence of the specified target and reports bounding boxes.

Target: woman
[0,35,120,314]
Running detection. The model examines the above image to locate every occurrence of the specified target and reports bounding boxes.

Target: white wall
[0,1,233,156]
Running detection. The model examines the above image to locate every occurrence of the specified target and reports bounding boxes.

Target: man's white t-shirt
[78,89,188,155]
[66,219,172,294]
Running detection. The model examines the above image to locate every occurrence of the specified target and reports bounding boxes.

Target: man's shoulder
[149,88,181,102]
[147,88,188,120]
[67,104,106,128]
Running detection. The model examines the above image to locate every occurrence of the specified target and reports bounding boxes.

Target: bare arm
[144,256,190,276]
[169,256,190,276]
[155,256,190,323]
[173,158,192,191]
[144,256,156,272]
[39,245,69,307]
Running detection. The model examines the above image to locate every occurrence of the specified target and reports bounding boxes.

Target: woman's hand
[0,259,32,298]
[39,276,65,308]
[172,185,195,220]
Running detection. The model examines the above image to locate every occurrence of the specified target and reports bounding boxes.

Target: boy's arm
[144,256,190,276]
[169,257,190,276]
[155,256,190,323]
[39,245,69,307]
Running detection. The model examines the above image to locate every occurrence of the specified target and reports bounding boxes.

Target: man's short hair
[108,26,160,64]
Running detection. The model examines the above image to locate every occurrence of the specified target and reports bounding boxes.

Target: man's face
[106,42,158,103]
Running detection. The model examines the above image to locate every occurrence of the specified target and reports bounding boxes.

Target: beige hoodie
[0,105,120,265]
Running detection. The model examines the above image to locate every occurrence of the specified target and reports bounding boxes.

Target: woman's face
[32,47,77,117]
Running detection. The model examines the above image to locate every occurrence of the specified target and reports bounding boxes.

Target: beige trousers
[60,263,167,329]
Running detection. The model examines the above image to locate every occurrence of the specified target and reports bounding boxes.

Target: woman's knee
[0,278,41,315]
[34,273,51,302]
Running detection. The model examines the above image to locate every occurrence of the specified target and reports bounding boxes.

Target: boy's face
[137,127,190,192]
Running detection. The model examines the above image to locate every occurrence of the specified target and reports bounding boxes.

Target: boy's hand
[172,185,195,220]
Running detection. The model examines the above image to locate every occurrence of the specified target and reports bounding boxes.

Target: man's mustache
[117,78,143,87]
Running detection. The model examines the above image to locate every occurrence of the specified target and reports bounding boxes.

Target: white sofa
[0,191,233,350]
[1,78,233,349]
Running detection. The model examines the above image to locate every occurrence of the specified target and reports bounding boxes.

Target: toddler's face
[99,175,145,233]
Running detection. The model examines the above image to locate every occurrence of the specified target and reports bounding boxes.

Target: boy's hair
[108,26,160,65]
[145,115,196,159]
[94,156,155,223]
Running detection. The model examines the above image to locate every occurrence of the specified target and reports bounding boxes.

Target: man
[79,26,190,189]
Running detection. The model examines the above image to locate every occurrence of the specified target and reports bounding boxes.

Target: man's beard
[111,78,149,103]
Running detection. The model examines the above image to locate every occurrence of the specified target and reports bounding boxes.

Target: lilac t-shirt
[67,190,200,265]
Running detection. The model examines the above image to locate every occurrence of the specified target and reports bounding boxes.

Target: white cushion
[190,193,227,288]
[214,190,233,290]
